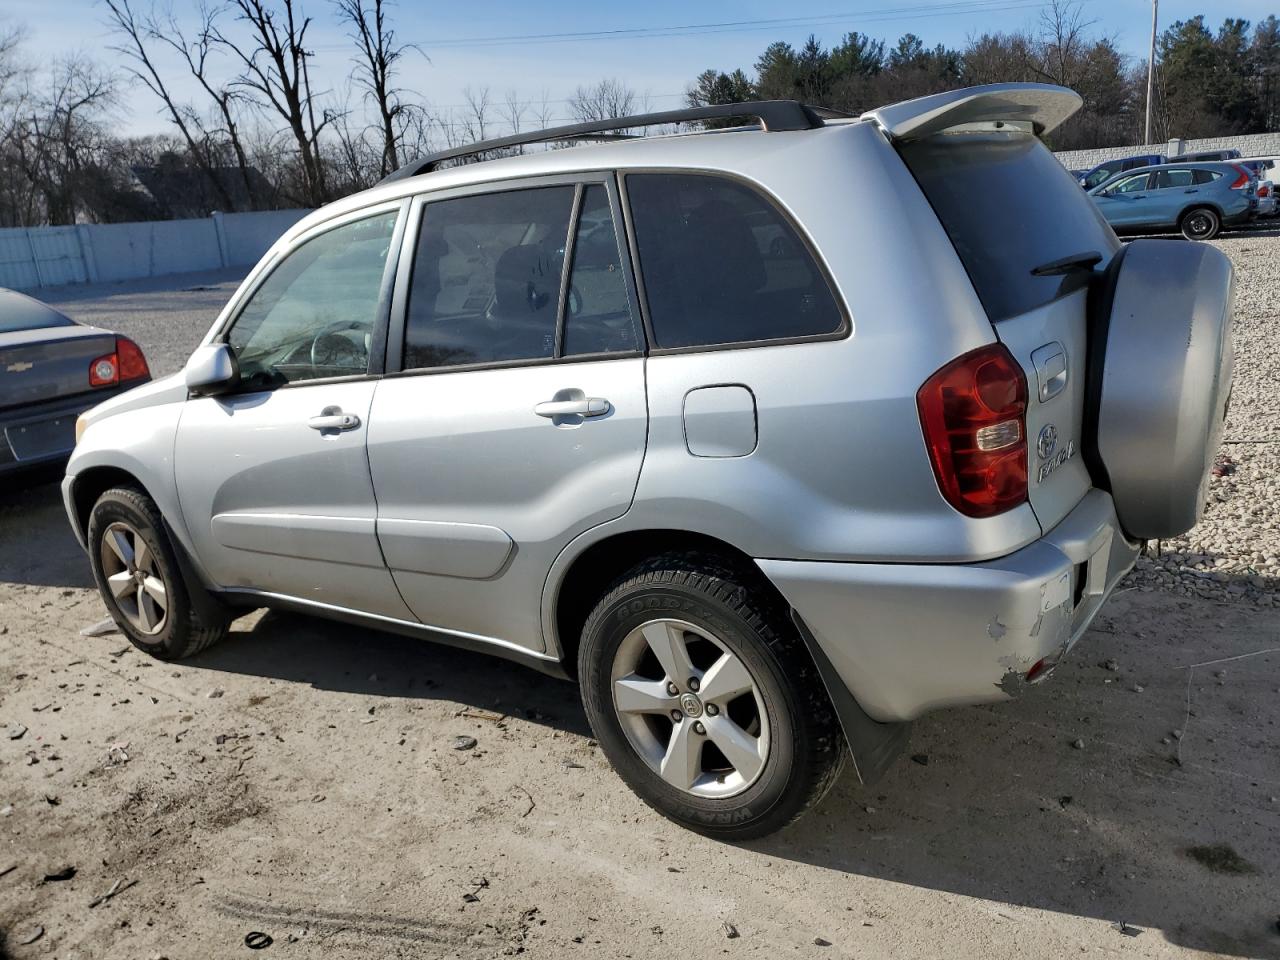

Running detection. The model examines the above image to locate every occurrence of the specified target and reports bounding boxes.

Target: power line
[312,0,1092,52]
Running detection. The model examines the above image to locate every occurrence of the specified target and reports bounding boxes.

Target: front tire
[578,552,845,840]
[87,486,228,660]
[1180,206,1220,240]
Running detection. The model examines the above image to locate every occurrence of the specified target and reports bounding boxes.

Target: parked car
[1078,153,1166,190]
[1181,148,1242,163]
[1257,180,1277,217]
[1,289,150,480]
[63,83,1234,839]
[1239,156,1277,181]
[1088,161,1257,239]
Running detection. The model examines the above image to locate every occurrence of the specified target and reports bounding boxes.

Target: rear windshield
[899,132,1120,323]
[0,307,73,334]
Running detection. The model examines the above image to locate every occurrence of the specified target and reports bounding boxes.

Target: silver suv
[64,84,1234,839]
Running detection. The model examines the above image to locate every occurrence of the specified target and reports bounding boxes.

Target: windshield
[899,131,1120,322]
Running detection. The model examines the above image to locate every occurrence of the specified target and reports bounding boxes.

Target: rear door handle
[534,398,611,418]
[308,409,361,431]
[1184,189,1199,194]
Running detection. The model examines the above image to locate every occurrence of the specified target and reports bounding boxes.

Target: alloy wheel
[610,618,770,799]
[99,521,169,636]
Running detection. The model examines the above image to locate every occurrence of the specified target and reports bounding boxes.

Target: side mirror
[184,343,239,396]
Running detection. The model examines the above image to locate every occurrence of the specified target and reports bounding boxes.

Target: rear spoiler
[862,83,1082,141]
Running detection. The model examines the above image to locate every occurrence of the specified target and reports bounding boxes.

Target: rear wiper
[1030,251,1104,277]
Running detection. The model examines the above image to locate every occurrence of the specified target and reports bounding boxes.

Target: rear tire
[88,486,228,660]
[1180,206,1220,240]
[578,552,845,840]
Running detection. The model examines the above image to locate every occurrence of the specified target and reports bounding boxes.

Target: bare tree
[214,0,336,205]
[531,88,555,129]
[333,0,419,177]
[9,56,117,224]
[498,88,526,138]
[569,78,644,123]
[153,4,260,207]
[103,0,239,210]
[1032,0,1097,90]
[460,85,491,142]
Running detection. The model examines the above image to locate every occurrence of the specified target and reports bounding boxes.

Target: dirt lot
[3,240,1279,959]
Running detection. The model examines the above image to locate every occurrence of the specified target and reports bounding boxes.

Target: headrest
[494,245,558,316]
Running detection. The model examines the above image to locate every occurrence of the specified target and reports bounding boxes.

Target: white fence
[1054,131,1280,173]
[0,209,311,291]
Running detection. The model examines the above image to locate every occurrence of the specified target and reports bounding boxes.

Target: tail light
[1259,183,1271,198]
[917,344,1028,518]
[1229,166,1252,190]
[89,336,150,388]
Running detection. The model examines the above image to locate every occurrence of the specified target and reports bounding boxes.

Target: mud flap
[791,610,911,785]
[162,517,232,626]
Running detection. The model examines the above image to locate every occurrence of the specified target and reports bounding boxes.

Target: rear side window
[626,173,844,349]
[1156,169,1195,188]
[1192,170,1220,185]
[402,187,573,370]
[900,132,1120,323]
[562,185,640,356]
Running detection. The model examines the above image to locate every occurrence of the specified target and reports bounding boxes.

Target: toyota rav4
[64,84,1234,839]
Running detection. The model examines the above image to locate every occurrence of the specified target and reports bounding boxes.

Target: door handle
[308,410,361,431]
[534,397,611,418]
[1184,189,1199,194]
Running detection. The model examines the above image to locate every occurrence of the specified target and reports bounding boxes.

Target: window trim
[211,199,409,395]
[617,168,851,357]
[384,171,647,379]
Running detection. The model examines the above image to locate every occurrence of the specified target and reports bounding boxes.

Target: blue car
[1078,153,1167,190]
[1087,161,1257,240]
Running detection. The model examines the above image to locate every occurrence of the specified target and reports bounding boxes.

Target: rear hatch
[897,130,1120,532]
[0,317,115,412]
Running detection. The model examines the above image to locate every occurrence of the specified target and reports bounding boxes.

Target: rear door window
[625,173,844,349]
[562,185,640,356]
[899,132,1120,323]
[1155,169,1195,189]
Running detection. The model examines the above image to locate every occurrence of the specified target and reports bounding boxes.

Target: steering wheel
[309,320,369,371]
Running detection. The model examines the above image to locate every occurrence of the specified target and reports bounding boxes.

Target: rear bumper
[0,389,126,476]
[757,489,1140,723]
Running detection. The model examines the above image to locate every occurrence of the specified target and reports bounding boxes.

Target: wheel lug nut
[705,703,718,716]
[666,681,679,696]
[688,677,700,692]
[693,722,705,735]
[670,710,683,722]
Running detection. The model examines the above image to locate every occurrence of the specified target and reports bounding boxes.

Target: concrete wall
[1055,132,1280,172]
[0,208,310,292]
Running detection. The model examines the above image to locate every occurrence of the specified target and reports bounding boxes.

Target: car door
[366,176,648,652]
[1093,172,1155,228]
[1149,168,1197,226]
[174,202,417,620]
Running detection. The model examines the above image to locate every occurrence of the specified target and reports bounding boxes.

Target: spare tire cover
[1088,239,1234,541]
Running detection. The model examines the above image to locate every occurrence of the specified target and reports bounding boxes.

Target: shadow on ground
[0,474,92,589]
[192,609,593,738]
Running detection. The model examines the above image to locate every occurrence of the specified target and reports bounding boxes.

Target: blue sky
[9,0,1279,135]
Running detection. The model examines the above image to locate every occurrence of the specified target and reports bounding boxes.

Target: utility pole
[1144,0,1159,145]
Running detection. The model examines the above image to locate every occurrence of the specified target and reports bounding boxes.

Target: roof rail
[378,100,848,184]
